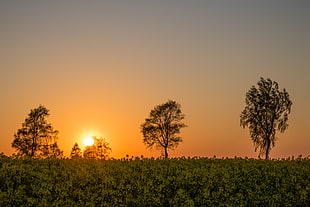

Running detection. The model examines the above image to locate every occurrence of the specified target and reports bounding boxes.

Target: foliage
[141,100,187,158]
[48,142,64,158]
[83,137,111,159]
[240,78,292,159]
[0,157,309,206]
[11,105,63,158]
[70,143,82,159]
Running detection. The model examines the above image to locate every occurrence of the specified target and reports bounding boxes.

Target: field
[0,156,309,206]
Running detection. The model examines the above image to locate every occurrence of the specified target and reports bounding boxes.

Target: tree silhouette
[12,105,62,158]
[83,137,111,159]
[47,142,63,158]
[240,77,292,159]
[141,100,187,158]
[70,143,82,158]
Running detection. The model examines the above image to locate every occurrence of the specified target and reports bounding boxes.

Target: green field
[0,156,309,206]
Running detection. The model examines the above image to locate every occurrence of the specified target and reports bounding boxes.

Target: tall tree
[141,100,187,158]
[70,143,82,158]
[83,136,111,159]
[12,105,62,158]
[240,77,292,159]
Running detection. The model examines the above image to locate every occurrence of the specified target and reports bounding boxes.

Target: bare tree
[141,100,187,158]
[240,78,292,159]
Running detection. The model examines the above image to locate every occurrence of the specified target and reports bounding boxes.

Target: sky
[1,0,309,159]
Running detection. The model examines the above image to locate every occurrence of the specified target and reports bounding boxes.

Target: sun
[84,136,94,146]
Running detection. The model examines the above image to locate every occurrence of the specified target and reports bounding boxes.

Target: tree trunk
[164,147,168,158]
[265,139,271,160]
[31,137,36,157]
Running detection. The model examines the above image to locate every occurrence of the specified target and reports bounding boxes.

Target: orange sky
[1,1,309,158]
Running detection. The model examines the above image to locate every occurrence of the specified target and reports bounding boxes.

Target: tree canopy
[12,105,62,158]
[141,100,187,158]
[70,143,82,159]
[83,137,111,159]
[240,78,292,159]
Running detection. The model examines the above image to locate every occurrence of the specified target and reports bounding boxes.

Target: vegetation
[11,105,63,158]
[0,156,309,206]
[240,78,292,159]
[83,137,111,160]
[70,143,82,159]
[141,100,187,158]
[2,78,304,206]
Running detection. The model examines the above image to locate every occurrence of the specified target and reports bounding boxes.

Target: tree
[46,142,63,158]
[141,100,187,158]
[70,143,82,158]
[83,136,111,159]
[12,105,62,158]
[240,77,292,159]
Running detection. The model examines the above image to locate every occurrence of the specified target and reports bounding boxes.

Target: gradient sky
[1,1,309,158]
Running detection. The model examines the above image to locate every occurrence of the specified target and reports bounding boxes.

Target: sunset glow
[84,137,94,147]
[0,1,309,159]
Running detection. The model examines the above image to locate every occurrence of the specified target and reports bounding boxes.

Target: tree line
[10,77,292,159]
[70,137,112,159]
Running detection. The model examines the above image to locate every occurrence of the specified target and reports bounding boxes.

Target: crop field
[0,156,309,206]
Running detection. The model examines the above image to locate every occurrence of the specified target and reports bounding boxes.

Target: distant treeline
[9,77,293,159]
